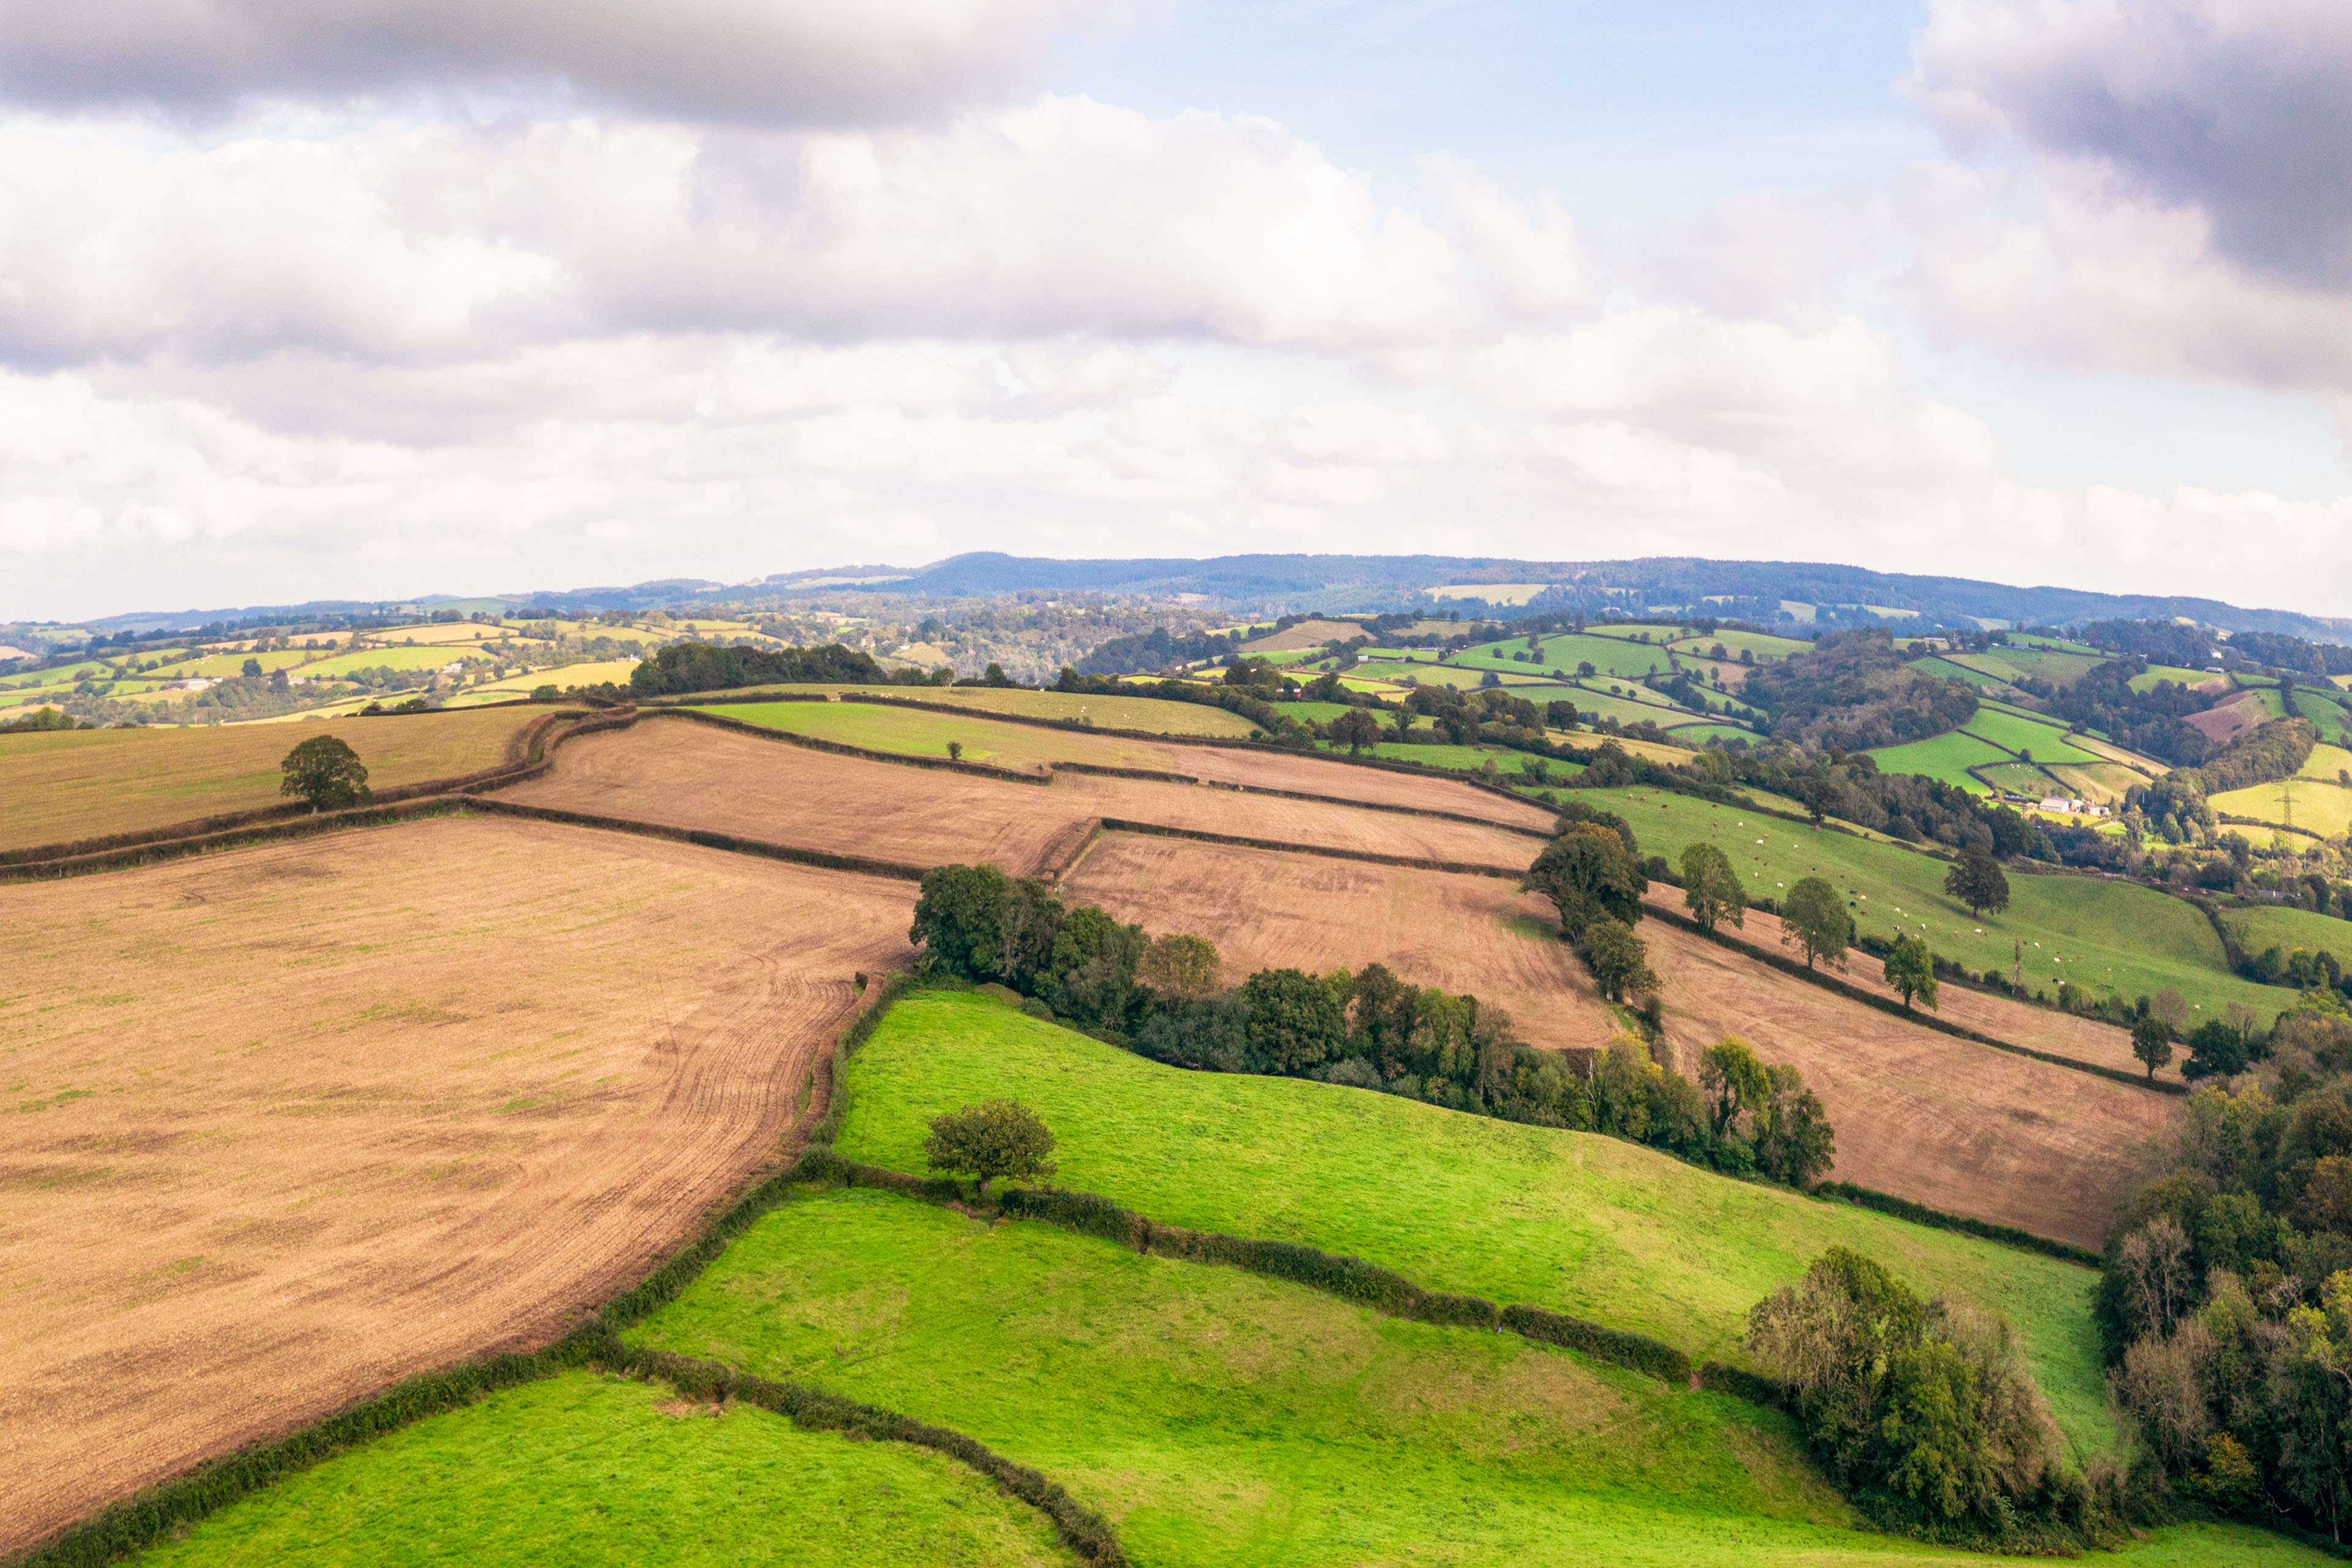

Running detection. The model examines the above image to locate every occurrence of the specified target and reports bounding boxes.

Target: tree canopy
[1882,935,1938,1013]
[1679,840,1747,933]
[1779,876,1849,972]
[1523,822,1646,938]
[279,734,372,812]
[1943,846,2010,918]
[923,1099,1056,1195]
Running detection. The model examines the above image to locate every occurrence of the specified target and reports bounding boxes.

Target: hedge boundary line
[1810,1182,2101,1267]
[454,796,930,883]
[1093,818,1523,880]
[1,710,575,867]
[0,797,472,883]
[1641,900,2189,1096]
[785,1150,1698,1390]
[614,1347,1128,1566]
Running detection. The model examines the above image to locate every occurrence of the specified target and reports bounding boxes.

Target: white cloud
[0,0,1104,124]
[1911,0,2352,284]
[0,99,1597,373]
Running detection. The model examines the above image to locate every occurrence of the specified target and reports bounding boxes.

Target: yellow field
[450,659,644,701]
[0,706,543,851]
[2209,742,2352,834]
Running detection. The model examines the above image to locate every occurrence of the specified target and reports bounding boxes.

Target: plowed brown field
[1642,886,2184,1084]
[1061,833,1618,1052]
[1064,832,2171,1248]
[0,815,916,1555]
[502,719,1547,876]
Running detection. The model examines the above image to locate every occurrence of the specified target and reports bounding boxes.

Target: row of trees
[907,862,1834,1188]
[2098,999,2352,1539]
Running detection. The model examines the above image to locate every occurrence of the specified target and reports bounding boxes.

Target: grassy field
[1947,649,2109,687]
[136,1370,1069,1568]
[1959,706,2106,766]
[688,701,1216,772]
[1669,629,1811,662]
[631,1189,1896,1568]
[836,994,2119,1455]
[2212,741,2352,833]
[1579,785,2290,1019]
[0,706,540,851]
[714,685,1260,737]
[1861,730,2008,791]
[2131,665,2219,693]
[2223,902,2352,960]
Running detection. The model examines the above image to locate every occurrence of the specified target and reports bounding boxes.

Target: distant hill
[50,552,2352,644]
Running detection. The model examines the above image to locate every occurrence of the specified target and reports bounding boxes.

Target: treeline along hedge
[907,858,1836,1191]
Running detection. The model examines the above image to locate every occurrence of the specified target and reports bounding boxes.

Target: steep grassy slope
[835,994,2119,1455]
[1578,786,2288,1018]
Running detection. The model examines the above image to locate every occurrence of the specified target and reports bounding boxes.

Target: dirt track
[1067,833,2170,1248]
[502,720,1547,876]
[0,816,916,1555]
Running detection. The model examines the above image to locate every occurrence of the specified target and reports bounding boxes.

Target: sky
[2,0,2350,621]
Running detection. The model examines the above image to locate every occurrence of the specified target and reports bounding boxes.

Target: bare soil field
[1643,921,2176,1249]
[0,707,543,853]
[1167,745,1557,832]
[503,720,1547,876]
[0,815,916,1555]
[1061,833,1618,1052]
[1640,888,2185,1085]
[503,722,1094,875]
[1066,834,2168,1248]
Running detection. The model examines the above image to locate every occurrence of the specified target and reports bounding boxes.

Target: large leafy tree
[923,1099,1056,1196]
[909,864,1016,980]
[279,734,372,812]
[1524,823,1647,938]
[1328,707,1383,754]
[1779,876,1850,972]
[1943,846,2010,918]
[1679,841,1747,933]
[1700,1036,1771,1140]
[1882,935,1939,1013]
[1240,967,1347,1074]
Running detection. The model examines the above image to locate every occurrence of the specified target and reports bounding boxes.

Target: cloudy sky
[2,0,2348,620]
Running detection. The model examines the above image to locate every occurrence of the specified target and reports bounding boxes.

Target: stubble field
[0,707,545,854]
[0,814,916,1555]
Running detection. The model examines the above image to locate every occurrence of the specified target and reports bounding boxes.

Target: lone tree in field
[1679,841,1747,933]
[1329,707,1382,754]
[1779,876,1849,972]
[1882,935,1938,1012]
[1523,823,1646,938]
[2132,1015,2175,1082]
[924,1099,1056,1196]
[280,734,372,812]
[1943,845,2010,918]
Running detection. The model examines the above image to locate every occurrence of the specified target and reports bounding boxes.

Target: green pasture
[1948,649,2109,687]
[1670,723,1767,748]
[712,685,1258,738]
[2130,665,2218,693]
[1909,655,2005,690]
[1581,785,2289,1019]
[1580,622,1689,643]
[1979,762,2067,797]
[1271,699,1357,723]
[2291,686,2352,739]
[690,701,1157,771]
[2222,903,2352,963]
[837,994,2117,1456]
[1667,628,1811,662]
[1311,738,1519,772]
[1349,661,1560,691]
[135,1371,1066,1567]
[634,1189,1893,1568]
[1861,731,2007,791]
[2005,634,2101,655]
[2045,763,2149,805]
[2212,780,2352,838]
[1518,632,1687,682]
[1959,707,2103,766]
[296,646,476,677]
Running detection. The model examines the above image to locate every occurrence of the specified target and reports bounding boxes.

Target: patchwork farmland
[6,617,2346,1567]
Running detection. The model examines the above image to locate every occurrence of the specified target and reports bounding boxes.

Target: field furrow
[0,816,916,1555]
